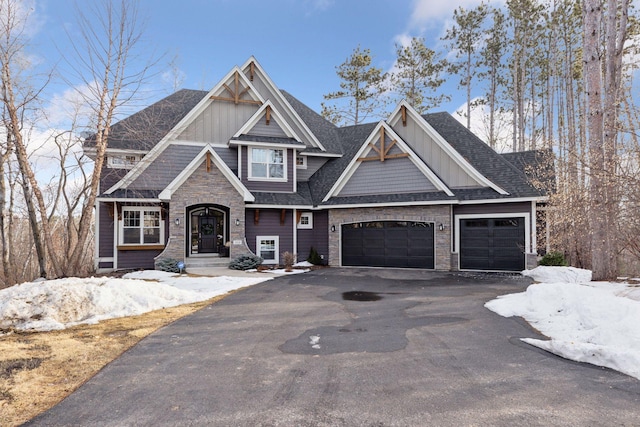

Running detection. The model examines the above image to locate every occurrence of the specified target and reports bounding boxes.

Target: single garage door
[342,221,434,269]
[459,217,525,271]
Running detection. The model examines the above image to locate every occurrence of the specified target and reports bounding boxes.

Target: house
[85,57,550,273]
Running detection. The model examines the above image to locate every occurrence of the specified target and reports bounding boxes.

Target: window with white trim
[256,236,279,264]
[296,154,307,169]
[297,212,313,229]
[108,154,140,169]
[250,148,285,180]
[120,207,164,245]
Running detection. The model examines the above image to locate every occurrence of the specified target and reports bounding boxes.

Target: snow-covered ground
[486,266,640,380]
[0,270,272,333]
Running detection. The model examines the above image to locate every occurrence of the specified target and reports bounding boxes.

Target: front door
[198,216,218,253]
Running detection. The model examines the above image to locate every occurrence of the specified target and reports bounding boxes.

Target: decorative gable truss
[105,66,264,195]
[230,100,304,144]
[158,145,254,202]
[388,102,508,195]
[240,57,328,152]
[323,121,454,201]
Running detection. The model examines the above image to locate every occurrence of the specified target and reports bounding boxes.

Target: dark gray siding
[297,157,328,181]
[297,210,328,263]
[214,147,239,172]
[100,166,129,193]
[241,147,294,192]
[245,208,294,257]
[117,248,162,269]
[98,201,115,258]
[338,157,436,196]
[130,144,202,190]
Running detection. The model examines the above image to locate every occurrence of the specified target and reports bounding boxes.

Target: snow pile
[0,272,270,332]
[486,267,640,380]
[522,265,592,283]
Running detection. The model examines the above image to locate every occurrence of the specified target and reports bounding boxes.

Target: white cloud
[44,83,96,128]
[453,98,514,153]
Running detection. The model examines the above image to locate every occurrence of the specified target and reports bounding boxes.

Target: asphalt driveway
[27,268,640,426]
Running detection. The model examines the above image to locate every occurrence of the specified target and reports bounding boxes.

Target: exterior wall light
[331,225,336,232]
[438,223,444,231]
[174,217,180,226]
[235,218,241,226]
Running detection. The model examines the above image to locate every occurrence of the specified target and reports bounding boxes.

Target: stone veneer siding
[328,205,452,270]
[156,161,252,263]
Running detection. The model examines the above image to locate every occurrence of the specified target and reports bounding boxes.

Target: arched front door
[188,205,228,256]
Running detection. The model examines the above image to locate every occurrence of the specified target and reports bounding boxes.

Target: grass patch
[0,294,226,426]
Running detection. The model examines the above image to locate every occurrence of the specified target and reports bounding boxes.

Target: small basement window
[256,236,279,264]
[297,212,313,229]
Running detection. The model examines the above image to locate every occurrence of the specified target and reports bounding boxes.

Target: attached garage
[341,221,435,269]
[459,217,526,271]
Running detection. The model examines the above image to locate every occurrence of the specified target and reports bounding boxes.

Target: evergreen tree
[390,37,449,113]
[321,46,387,126]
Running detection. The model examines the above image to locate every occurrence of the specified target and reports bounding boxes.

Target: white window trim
[119,206,164,246]
[248,147,287,182]
[256,235,279,264]
[108,154,140,169]
[297,212,313,229]
[296,154,307,169]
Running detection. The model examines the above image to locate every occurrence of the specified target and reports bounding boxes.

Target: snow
[0,271,271,333]
[486,266,640,380]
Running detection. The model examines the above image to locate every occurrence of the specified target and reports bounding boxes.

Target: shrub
[281,251,296,272]
[307,246,323,265]
[538,251,568,267]
[156,258,181,273]
[229,254,263,270]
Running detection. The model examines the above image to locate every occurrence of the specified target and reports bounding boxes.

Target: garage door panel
[460,217,525,271]
[342,221,434,269]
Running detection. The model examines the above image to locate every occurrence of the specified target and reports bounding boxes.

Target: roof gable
[323,121,453,201]
[388,102,508,195]
[158,145,254,202]
[231,100,303,142]
[240,57,327,152]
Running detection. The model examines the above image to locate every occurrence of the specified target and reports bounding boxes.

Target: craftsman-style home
[86,57,549,273]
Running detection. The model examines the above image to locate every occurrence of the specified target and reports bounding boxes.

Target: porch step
[184,257,230,269]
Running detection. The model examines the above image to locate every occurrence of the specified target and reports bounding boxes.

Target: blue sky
[33,0,491,121]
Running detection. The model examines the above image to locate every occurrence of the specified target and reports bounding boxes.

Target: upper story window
[249,148,286,180]
[296,155,307,169]
[120,206,164,246]
[108,154,141,169]
[297,212,313,229]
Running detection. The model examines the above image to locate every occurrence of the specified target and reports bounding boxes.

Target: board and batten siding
[242,67,316,148]
[296,157,328,181]
[178,102,258,144]
[296,210,328,263]
[391,117,481,189]
[240,146,294,192]
[338,156,436,196]
[245,208,294,256]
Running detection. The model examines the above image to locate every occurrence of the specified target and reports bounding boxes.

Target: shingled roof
[85,89,207,151]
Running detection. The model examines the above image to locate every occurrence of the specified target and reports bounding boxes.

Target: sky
[2,265,640,381]
[31,0,497,124]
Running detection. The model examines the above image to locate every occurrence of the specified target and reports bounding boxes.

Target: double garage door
[340,217,525,271]
[459,217,525,271]
[341,221,434,269]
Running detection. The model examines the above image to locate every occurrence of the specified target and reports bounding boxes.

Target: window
[297,212,313,229]
[120,207,163,245]
[296,155,307,169]
[108,154,140,169]
[257,236,279,264]
[250,148,285,180]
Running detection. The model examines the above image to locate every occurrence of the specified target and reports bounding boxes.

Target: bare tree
[62,0,155,276]
[583,0,630,280]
